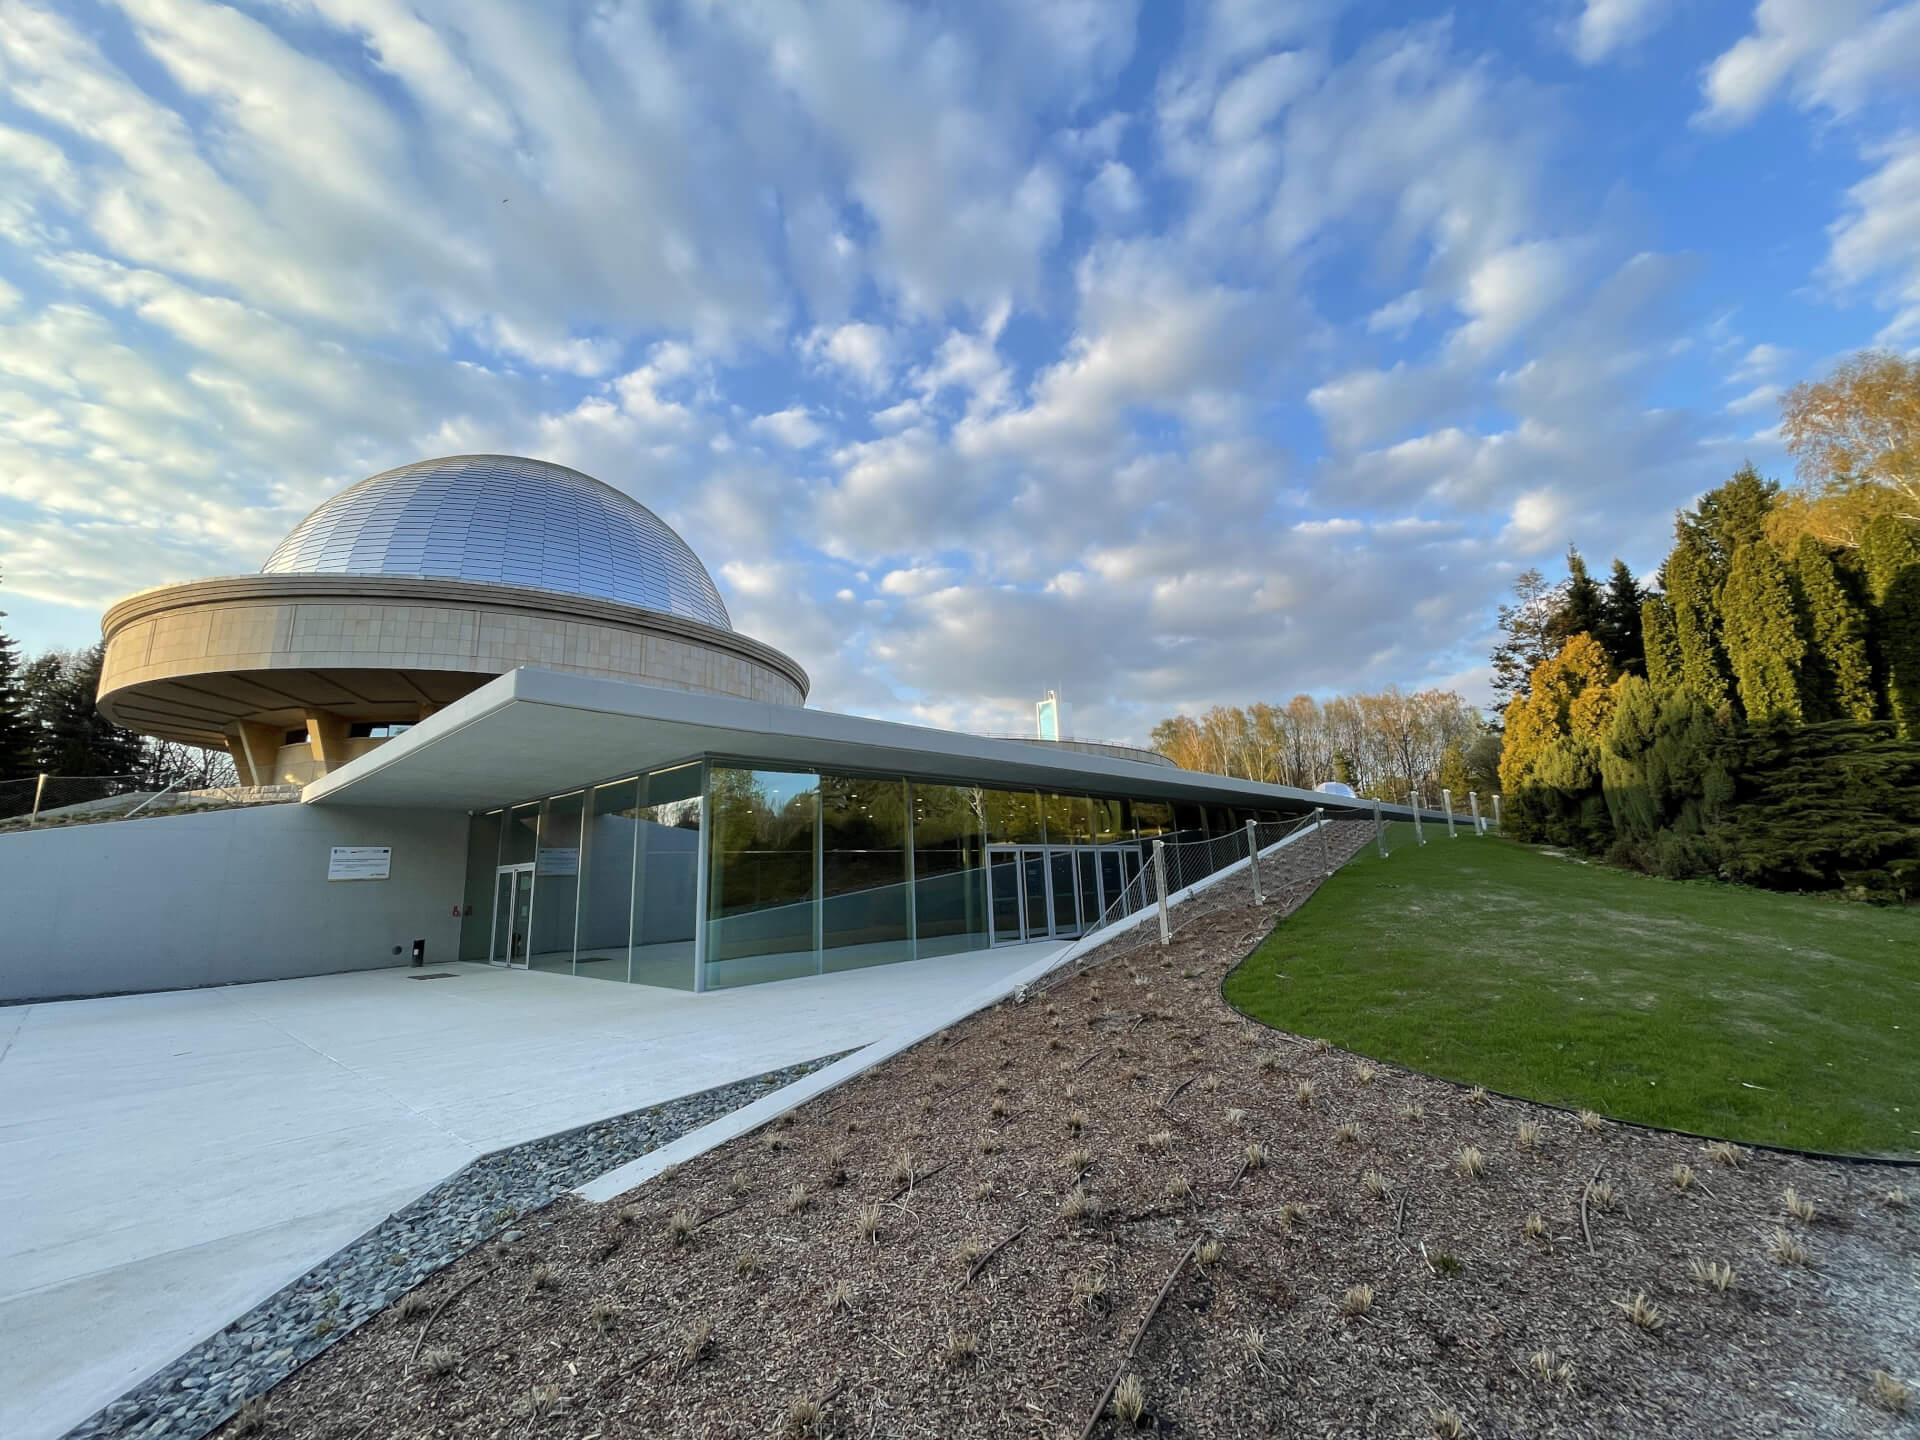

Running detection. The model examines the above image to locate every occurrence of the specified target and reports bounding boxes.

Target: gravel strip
[62,1051,850,1440]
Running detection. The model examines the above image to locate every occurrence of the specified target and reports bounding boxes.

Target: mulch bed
[219,820,1918,1439]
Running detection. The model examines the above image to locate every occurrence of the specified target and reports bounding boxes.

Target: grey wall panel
[0,805,467,1003]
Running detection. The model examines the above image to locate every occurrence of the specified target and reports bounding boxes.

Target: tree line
[1149,690,1497,805]
[0,571,235,792]
[1496,350,1919,900]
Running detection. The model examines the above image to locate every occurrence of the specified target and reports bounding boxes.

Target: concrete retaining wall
[0,804,467,1003]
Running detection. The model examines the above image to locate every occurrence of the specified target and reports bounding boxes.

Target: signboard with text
[327,846,392,881]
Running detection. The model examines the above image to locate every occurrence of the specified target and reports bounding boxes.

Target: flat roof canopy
[303,667,1422,820]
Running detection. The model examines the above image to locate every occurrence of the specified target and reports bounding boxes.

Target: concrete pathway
[0,948,1054,1440]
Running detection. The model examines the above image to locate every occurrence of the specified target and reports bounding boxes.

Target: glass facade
[456,758,1267,992]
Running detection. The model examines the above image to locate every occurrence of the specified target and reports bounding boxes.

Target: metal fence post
[1468,790,1483,835]
[28,772,47,828]
[1373,798,1386,858]
[1412,789,1425,846]
[1492,793,1502,832]
[1315,806,1332,876]
[1443,788,1457,838]
[1244,819,1263,905]
[1153,839,1170,946]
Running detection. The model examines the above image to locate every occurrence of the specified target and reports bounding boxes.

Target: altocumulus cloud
[0,0,1909,739]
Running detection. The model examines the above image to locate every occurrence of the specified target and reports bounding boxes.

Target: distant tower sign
[1035,689,1072,742]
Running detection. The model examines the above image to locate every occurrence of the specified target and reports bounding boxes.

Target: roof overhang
[302,668,1428,820]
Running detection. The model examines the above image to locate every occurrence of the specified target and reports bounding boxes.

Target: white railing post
[1412,789,1425,846]
[28,772,47,828]
[1469,790,1483,835]
[1443,788,1457,838]
[1153,839,1170,946]
[1244,819,1263,905]
[1492,793,1503,832]
[1314,806,1332,876]
[1373,797,1385,858]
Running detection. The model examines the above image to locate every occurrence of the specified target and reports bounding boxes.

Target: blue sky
[1,0,1916,741]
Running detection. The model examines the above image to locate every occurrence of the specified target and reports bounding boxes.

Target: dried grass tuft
[1768,1227,1810,1267]
[1334,1121,1361,1145]
[1784,1186,1816,1223]
[1071,1268,1109,1313]
[1197,1236,1225,1269]
[1311,1037,1332,1054]
[1355,1063,1377,1085]
[1883,1186,1911,1209]
[824,1278,854,1313]
[1243,1141,1268,1170]
[890,1153,917,1186]
[1112,1373,1147,1426]
[1200,1071,1221,1092]
[1670,1163,1694,1192]
[1871,1370,1913,1415]
[1225,1106,1249,1128]
[989,1095,1008,1118]
[590,1296,621,1333]
[528,1263,555,1290]
[1257,1052,1282,1072]
[1340,1283,1374,1317]
[784,1183,811,1215]
[1585,1179,1614,1211]
[666,1208,694,1247]
[943,1329,981,1369]
[1147,1129,1173,1154]
[1613,1291,1662,1331]
[786,1396,825,1436]
[1524,1213,1549,1242]
[1454,1146,1487,1179]
[1517,1120,1541,1149]
[233,1395,268,1435]
[978,1133,1003,1156]
[728,1170,751,1196]
[1296,1079,1317,1108]
[1467,1085,1488,1106]
[1059,1186,1098,1224]
[1064,1146,1094,1174]
[1689,1258,1735,1292]
[420,1346,457,1377]
[1066,1109,1089,1134]
[1400,1101,1426,1121]
[735,1249,761,1278]
[1529,1348,1574,1387]
[397,1292,432,1321]
[856,1203,883,1244]
[1578,1109,1603,1133]
[1362,1169,1390,1200]
[1430,1408,1466,1439]
[1167,1173,1194,1204]
[1239,1325,1268,1370]
[1279,1200,1307,1230]
[1707,1140,1745,1167]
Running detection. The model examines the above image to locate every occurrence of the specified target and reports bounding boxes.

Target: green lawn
[1224,825,1920,1156]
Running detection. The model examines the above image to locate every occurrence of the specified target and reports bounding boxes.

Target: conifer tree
[1548,547,1606,648]
[1790,535,1876,722]
[1641,592,1682,691]
[1723,542,1806,721]
[1860,513,1920,737]
[1664,543,1733,710]
[1599,559,1646,674]
[1674,463,1780,591]
[0,569,33,782]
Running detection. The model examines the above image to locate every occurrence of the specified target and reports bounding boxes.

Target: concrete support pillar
[225,738,256,788]
[1492,793,1503,832]
[1315,806,1332,876]
[1412,789,1425,846]
[232,722,283,788]
[1245,818,1263,905]
[1443,788,1458,838]
[1373,798,1386,858]
[304,710,352,773]
[1469,790,1484,835]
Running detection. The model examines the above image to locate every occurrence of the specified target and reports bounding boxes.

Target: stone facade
[99,574,809,783]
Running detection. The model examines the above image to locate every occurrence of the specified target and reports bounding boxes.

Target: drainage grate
[405,972,458,981]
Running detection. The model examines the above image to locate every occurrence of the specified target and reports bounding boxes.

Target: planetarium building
[5,454,1423,1004]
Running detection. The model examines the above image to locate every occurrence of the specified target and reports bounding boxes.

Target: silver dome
[262,455,732,630]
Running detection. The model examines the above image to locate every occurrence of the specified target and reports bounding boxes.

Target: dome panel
[261,455,732,630]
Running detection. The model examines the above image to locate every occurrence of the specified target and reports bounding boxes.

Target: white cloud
[750,406,830,449]
[1826,132,1920,340]
[800,322,897,393]
[1696,0,1905,128]
[1568,0,1670,64]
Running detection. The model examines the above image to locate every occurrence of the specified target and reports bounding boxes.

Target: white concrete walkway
[0,947,1052,1440]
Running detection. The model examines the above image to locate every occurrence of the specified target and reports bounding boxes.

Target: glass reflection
[822,775,909,971]
[912,783,987,957]
[983,789,1044,844]
[458,811,503,960]
[575,779,639,983]
[529,792,582,972]
[707,767,818,988]
[633,763,701,989]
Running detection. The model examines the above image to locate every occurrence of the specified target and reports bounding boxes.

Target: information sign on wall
[327,846,393,881]
[536,847,580,877]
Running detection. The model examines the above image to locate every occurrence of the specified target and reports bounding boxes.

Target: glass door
[1021,849,1050,938]
[988,849,1022,945]
[490,864,535,968]
[1048,849,1079,937]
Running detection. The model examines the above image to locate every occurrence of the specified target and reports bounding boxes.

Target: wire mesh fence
[0,773,302,827]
